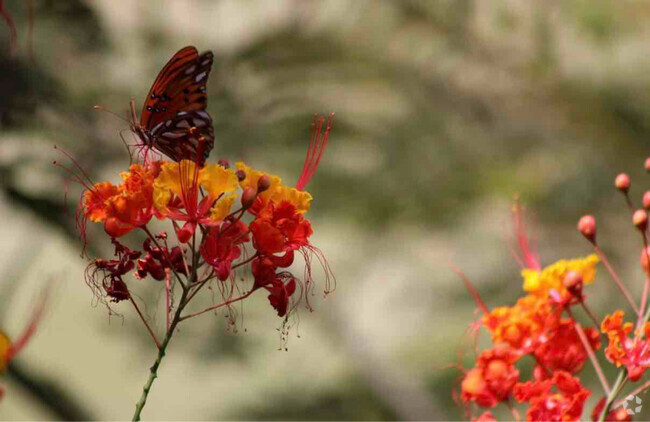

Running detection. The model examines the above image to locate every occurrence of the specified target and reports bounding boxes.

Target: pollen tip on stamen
[241,187,257,209]
[218,158,230,169]
[257,175,271,193]
[645,157,650,172]
[578,215,597,244]
[633,209,648,231]
[615,173,631,193]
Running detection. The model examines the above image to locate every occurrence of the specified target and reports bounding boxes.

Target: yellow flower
[210,194,236,221]
[522,254,599,297]
[154,161,238,219]
[235,162,312,213]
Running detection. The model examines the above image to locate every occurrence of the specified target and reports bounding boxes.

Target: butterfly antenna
[93,105,131,125]
[129,98,139,127]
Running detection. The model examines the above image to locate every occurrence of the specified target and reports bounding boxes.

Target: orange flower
[461,347,520,408]
[483,294,558,353]
[83,163,160,237]
[601,310,650,381]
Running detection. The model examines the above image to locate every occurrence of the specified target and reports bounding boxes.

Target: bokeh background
[2,0,650,420]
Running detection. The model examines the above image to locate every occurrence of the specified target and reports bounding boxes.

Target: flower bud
[257,175,271,193]
[629,366,645,382]
[615,173,630,193]
[578,215,597,243]
[218,158,230,168]
[645,157,650,172]
[563,271,583,297]
[241,187,257,209]
[633,209,648,231]
[641,246,650,273]
[236,169,246,182]
[643,191,650,210]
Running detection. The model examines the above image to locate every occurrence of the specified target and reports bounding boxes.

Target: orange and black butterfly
[130,46,215,166]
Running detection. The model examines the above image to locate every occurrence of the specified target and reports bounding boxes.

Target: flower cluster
[58,114,334,351]
[454,191,650,421]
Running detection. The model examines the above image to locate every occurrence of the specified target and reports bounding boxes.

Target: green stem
[598,370,626,422]
[132,288,189,421]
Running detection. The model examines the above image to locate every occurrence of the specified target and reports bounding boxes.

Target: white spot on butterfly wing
[184,65,197,75]
[195,72,207,82]
[176,120,191,129]
[162,132,185,139]
[193,118,206,127]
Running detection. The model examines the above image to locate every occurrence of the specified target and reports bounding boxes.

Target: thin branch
[129,296,160,349]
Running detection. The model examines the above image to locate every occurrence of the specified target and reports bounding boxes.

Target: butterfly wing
[149,110,214,165]
[139,46,215,164]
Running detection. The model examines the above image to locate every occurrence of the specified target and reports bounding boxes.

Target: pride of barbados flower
[454,202,607,421]
[456,160,650,421]
[56,114,334,420]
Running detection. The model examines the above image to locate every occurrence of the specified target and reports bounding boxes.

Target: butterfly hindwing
[150,111,214,164]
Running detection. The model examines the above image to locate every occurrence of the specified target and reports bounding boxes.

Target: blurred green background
[2,0,650,420]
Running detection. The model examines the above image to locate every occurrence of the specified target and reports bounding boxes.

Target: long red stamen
[6,287,49,361]
[511,201,541,271]
[449,264,490,315]
[295,113,334,191]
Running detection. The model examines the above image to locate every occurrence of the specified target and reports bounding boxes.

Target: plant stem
[132,287,189,421]
[598,370,627,422]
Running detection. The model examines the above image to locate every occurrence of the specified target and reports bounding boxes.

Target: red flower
[201,220,249,281]
[461,347,520,408]
[535,319,601,374]
[250,201,312,257]
[591,398,632,422]
[252,257,299,317]
[473,411,497,422]
[136,238,187,281]
[514,371,590,421]
[85,239,140,302]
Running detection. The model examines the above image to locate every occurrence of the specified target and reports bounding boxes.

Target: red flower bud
[563,271,583,297]
[643,191,650,210]
[641,246,650,273]
[578,215,597,243]
[633,209,648,231]
[257,175,271,193]
[615,173,631,193]
[241,187,257,209]
[236,169,246,182]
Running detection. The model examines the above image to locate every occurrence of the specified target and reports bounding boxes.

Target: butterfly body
[132,46,215,166]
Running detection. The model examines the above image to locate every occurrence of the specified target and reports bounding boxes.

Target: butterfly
[130,46,215,166]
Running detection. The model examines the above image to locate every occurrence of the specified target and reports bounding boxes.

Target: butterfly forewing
[138,46,215,165]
